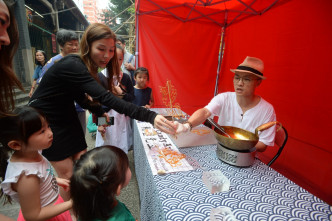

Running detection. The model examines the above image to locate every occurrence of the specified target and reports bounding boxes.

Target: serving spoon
[206,118,231,138]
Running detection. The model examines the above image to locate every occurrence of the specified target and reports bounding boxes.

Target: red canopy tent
[135,0,332,204]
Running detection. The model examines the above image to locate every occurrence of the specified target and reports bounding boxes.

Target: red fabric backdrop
[137,15,221,114]
[137,0,332,204]
[219,0,332,204]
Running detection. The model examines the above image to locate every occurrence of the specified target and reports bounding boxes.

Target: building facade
[12,0,89,86]
[83,0,102,23]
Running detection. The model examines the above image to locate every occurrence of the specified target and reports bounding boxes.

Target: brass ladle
[206,118,231,138]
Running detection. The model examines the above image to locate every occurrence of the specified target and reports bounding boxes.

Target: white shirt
[1,154,59,207]
[205,92,276,146]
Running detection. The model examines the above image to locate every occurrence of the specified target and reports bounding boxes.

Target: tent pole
[214,14,227,96]
[135,0,141,68]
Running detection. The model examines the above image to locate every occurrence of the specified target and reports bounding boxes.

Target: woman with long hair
[1,1,26,220]
[29,23,176,204]
[0,0,23,117]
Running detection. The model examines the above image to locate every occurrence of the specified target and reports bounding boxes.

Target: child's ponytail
[71,146,129,221]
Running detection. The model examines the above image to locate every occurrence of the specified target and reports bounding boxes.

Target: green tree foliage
[101,9,116,27]
[101,0,134,36]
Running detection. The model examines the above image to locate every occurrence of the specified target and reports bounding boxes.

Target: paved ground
[0,113,141,220]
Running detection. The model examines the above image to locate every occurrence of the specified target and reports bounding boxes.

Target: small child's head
[134,67,149,88]
[0,106,51,151]
[0,106,52,203]
[70,145,131,221]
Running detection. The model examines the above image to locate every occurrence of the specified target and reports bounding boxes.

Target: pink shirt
[1,154,59,207]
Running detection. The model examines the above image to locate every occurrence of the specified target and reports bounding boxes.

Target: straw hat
[230,56,266,79]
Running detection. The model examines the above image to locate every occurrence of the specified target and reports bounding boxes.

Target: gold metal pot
[213,121,281,151]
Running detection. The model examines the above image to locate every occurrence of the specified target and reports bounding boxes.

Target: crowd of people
[0,1,173,220]
[0,0,276,220]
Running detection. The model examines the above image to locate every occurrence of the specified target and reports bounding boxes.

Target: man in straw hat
[176,56,276,152]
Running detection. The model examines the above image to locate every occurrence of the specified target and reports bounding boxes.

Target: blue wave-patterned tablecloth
[133,121,332,221]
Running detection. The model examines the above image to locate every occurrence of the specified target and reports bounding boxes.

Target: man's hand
[174,121,191,134]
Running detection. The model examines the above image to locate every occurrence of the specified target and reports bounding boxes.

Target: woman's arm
[59,56,176,134]
[75,71,156,123]
[74,93,105,117]
[86,82,176,134]
[15,175,72,221]
[29,79,37,97]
